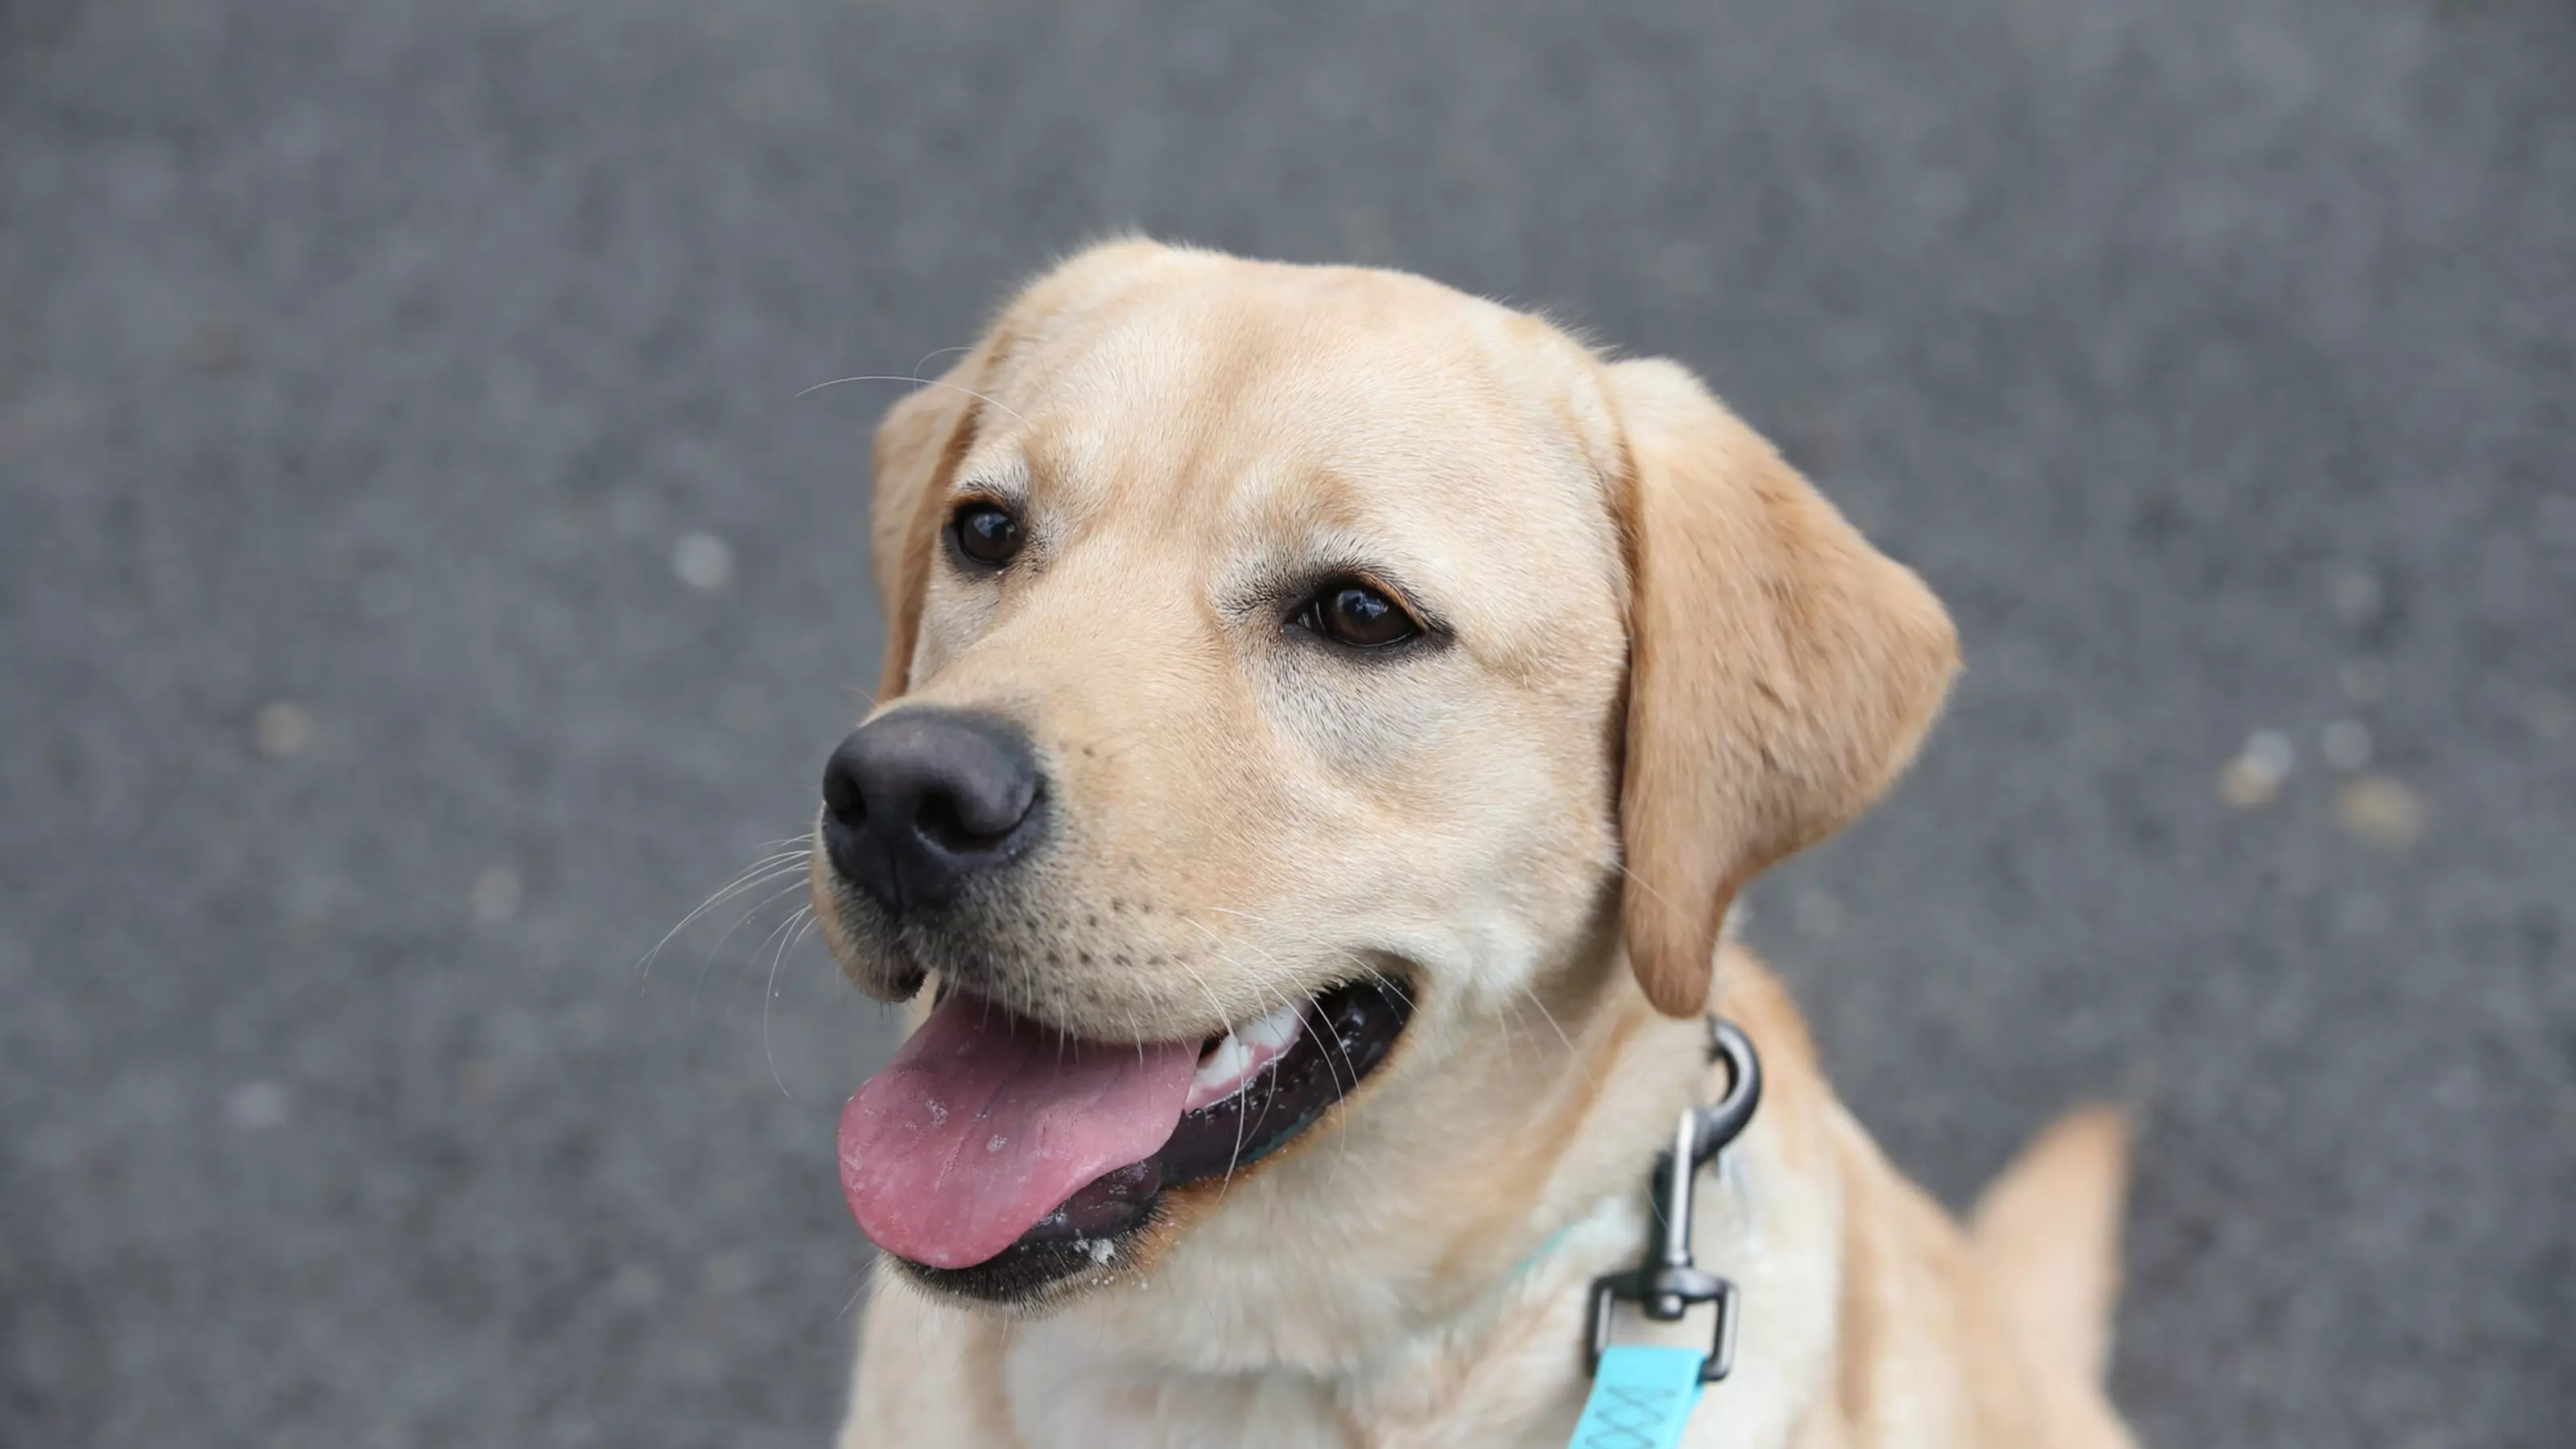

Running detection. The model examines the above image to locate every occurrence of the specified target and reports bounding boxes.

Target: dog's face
[811,242,1957,1314]
[828,246,1633,1042]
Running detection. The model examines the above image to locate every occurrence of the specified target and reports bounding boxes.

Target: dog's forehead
[973,262,1624,577]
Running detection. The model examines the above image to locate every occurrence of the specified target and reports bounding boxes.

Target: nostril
[821,748,869,832]
[914,789,1025,855]
[825,780,866,830]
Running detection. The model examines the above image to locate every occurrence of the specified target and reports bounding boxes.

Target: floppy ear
[1608,358,1959,1017]
[868,349,991,702]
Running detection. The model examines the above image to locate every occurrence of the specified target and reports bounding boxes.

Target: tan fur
[1971,1108,2142,1449]
[812,241,2137,1448]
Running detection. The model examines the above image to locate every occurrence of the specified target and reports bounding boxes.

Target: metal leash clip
[1584,1018,1763,1385]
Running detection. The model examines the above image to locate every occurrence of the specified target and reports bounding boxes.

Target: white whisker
[795,373,1026,424]
[692,877,811,1007]
[638,849,813,985]
[762,904,818,1098]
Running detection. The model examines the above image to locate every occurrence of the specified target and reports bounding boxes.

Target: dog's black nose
[820,708,1044,914]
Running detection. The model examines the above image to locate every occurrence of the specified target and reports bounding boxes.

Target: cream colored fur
[811,241,2138,1449]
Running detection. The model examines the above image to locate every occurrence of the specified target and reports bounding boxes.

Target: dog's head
[811,241,1955,1311]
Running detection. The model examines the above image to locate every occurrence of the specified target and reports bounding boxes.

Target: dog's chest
[984,1177,1818,1449]
[992,1339,1774,1449]
[1000,1351,1351,1449]
[996,1352,1587,1449]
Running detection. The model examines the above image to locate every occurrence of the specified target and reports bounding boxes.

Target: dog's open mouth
[836,976,1412,1288]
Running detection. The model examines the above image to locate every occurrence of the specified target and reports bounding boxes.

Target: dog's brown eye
[949,502,1021,568]
[1297,581,1419,650]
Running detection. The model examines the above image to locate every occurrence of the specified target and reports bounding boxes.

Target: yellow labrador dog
[807,240,2139,1449]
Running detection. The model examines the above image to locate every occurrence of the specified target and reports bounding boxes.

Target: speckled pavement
[4,2,2570,1444]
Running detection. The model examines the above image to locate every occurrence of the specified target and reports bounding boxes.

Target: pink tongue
[837,991,1201,1269]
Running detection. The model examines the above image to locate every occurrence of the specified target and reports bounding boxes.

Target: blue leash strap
[1566,1344,1706,1449]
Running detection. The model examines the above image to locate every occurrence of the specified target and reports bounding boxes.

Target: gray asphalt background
[5,1,2573,1445]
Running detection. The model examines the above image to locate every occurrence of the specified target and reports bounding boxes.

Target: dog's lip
[888,972,1416,1294]
[1153,974,1413,1185]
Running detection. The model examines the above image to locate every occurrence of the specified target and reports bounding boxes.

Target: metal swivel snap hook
[1585,1018,1763,1384]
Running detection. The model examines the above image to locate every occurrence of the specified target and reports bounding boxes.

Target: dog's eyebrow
[946,458,1030,510]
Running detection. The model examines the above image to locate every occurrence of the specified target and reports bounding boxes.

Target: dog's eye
[1294,580,1420,650]
[948,502,1022,568]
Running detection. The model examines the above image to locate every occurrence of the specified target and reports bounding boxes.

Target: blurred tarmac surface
[3,1,2572,1444]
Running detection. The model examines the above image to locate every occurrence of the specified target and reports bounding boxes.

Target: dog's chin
[889,1173,1168,1312]
[887,975,1418,1312]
